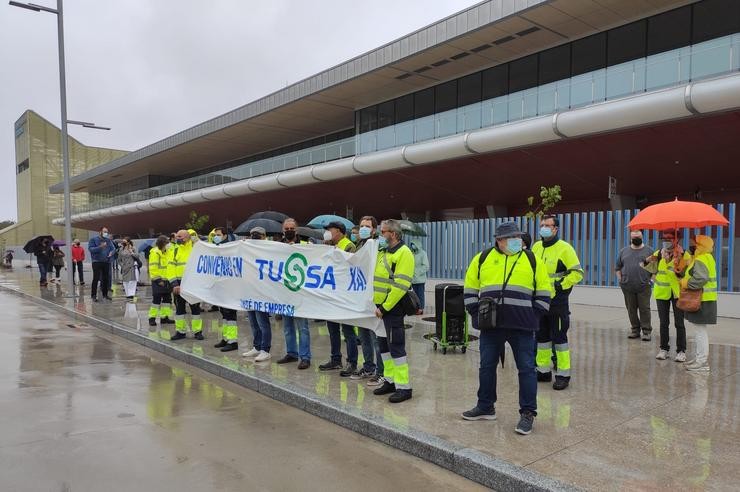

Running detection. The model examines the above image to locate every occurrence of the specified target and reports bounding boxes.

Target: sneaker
[367,375,385,387]
[373,380,396,396]
[214,339,228,348]
[656,349,669,360]
[160,317,174,325]
[148,317,157,327]
[537,371,552,382]
[276,355,299,364]
[389,389,413,403]
[171,331,187,341]
[193,331,204,341]
[297,359,311,370]
[242,347,260,357]
[80,282,85,285]
[103,295,112,301]
[255,350,271,362]
[318,360,342,371]
[350,367,375,380]
[674,352,687,362]
[686,361,710,372]
[462,406,496,421]
[553,376,570,391]
[220,342,238,352]
[515,411,535,435]
[339,364,357,378]
[628,331,641,339]
[641,333,652,341]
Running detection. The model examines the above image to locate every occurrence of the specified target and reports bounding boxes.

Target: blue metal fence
[415,203,737,292]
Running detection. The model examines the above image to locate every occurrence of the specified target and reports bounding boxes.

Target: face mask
[250,233,262,240]
[506,238,523,254]
[176,239,185,245]
[378,236,388,249]
[323,230,333,242]
[539,226,553,239]
[662,241,673,250]
[631,237,643,246]
[689,246,697,255]
[102,232,109,238]
[283,230,296,241]
[359,226,372,239]
[410,243,418,253]
[350,234,357,242]
[213,236,223,244]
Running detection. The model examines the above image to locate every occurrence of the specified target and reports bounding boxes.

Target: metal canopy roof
[52,0,694,194]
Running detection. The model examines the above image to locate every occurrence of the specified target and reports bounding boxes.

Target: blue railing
[415,203,737,292]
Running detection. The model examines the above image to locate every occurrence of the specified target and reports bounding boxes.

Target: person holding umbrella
[33,238,53,287]
[50,244,65,283]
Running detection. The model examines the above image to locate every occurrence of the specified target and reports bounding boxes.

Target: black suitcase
[435,283,466,344]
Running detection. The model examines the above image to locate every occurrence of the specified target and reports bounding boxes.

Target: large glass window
[608,20,646,65]
[647,6,691,56]
[572,33,606,76]
[482,64,508,99]
[692,0,740,44]
[359,106,377,133]
[435,80,458,113]
[509,54,538,92]
[539,44,571,85]
[414,88,434,118]
[458,72,482,106]
[395,94,414,124]
[377,100,395,129]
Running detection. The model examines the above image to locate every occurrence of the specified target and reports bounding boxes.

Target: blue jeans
[477,328,537,415]
[37,262,48,282]
[358,327,382,374]
[283,316,311,361]
[412,283,425,310]
[247,311,272,352]
[327,321,357,364]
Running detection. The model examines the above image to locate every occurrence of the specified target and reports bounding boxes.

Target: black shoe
[80,282,85,286]
[297,359,311,370]
[319,360,342,371]
[193,331,204,341]
[553,376,570,391]
[627,331,641,339]
[389,389,412,403]
[103,295,112,301]
[537,371,552,382]
[91,297,98,302]
[148,317,157,327]
[161,317,174,325]
[462,406,496,421]
[220,342,238,352]
[126,296,134,300]
[515,411,535,435]
[277,355,299,364]
[373,380,396,396]
[339,364,357,377]
[171,331,187,341]
[214,339,228,348]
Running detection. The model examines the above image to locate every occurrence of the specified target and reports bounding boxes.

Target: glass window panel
[691,36,733,79]
[377,127,396,150]
[647,6,691,56]
[377,100,395,129]
[435,108,457,137]
[492,96,509,125]
[325,143,340,161]
[537,82,557,115]
[396,122,414,146]
[572,33,606,76]
[692,0,740,44]
[435,80,458,113]
[359,132,376,154]
[509,54,538,92]
[608,20,647,65]
[508,91,524,121]
[555,79,571,111]
[539,44,571,85]
[414,88,435,118]
[606,61,638,99]
[458,72,482,106]
[359,106,377,133]
[458,102,481,131]
[570,72,596,107]
[395,94,414,123]
[482,64,508,100]
[414,116,434,142]
[645,49,681,90]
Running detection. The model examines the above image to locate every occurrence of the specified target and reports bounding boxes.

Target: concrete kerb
[0,284,577,492]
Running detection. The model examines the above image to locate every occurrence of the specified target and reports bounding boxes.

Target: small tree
[185,210,209,234]
[525,185,562,219]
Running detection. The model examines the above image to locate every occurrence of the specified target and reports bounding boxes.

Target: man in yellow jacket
[372,219,415,403]
[168,229,203,341]
[148,236,175,337]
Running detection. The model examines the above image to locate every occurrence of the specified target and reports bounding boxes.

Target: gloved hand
[554,280,563,294]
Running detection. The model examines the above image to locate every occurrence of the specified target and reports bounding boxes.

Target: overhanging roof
[52,0,695,194]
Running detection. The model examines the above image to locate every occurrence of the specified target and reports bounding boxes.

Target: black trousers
[657,297,686,352]
[174,294,201,316]
[91,261,110,298]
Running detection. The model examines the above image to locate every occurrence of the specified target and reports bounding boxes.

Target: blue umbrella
[137,239,154,252]
[307,214,354,231]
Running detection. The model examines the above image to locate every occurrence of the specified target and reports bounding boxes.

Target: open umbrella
[248,211,289,223]
[628,200,729,230]
[307,214,354,231]
[23,235,53,254]
[138,239,154,252]
[52,239,66,247]
[233,218,283,236]
[399,219,427,237]
[297,226,324,240]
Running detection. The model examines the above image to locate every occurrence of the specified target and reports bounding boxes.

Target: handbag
[477,253,522,331]
[676,288,702,312]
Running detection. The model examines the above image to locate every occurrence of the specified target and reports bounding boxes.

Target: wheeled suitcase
[432,283,469,353]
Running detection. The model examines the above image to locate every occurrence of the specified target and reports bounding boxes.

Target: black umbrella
[233,218,283,235]
[248,211,289,223]
[23,235,54,254]
[297,226,324,240]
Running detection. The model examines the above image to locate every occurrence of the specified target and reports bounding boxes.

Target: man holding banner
[372,219,415,404]
[169,229,204,341]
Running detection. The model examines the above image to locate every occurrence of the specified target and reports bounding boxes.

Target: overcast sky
[0,0,477,222]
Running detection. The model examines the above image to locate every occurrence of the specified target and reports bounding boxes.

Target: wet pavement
[0,292,485,492]
[2,264,739,490]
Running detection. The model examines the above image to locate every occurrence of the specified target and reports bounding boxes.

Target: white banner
[180,239,384,334]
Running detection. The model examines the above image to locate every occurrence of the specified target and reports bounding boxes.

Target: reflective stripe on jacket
[373,241,414,313]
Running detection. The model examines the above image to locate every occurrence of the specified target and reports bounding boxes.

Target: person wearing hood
[409,239,429,315]
[211,227,239,352]
[680,235,718,372]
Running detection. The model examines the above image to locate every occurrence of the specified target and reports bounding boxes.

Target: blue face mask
[350,234,358,242]
[506,238,523,254]
[359,226,372,239]
[539,226,553,239]
[213,236,223,244]
[378,236,388,249]
[101,232,109,238]
[662,241,673,250]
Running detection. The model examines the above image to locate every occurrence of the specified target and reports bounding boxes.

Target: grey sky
[0,0,477,222]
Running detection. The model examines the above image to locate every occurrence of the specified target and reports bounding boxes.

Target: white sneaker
[655,349,668,360]
[686,361,710,372]
[255,350,271,362]
[242,347,260,357]
[674,351,686,362]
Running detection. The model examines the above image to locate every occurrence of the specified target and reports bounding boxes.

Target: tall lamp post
[10,0,110,290]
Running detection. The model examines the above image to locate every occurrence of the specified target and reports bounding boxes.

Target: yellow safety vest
[531,239,583,295]
[652,250,690,300]
[336,236,356,253]
[689,253,718,302]
[148,246,172,282]
[373,242,414,312]
[167,241,193,285]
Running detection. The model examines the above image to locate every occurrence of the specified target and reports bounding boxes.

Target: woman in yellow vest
[680,235,718,372]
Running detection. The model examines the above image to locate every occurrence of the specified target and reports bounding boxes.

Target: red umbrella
[628,199,729,231]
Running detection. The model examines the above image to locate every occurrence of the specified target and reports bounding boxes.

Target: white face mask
[323,230,333,241]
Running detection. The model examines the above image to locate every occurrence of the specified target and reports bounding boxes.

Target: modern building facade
[2,110,127,247]
[49,0,740,235]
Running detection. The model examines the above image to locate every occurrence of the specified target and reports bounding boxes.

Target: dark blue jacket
[88,236,115,263]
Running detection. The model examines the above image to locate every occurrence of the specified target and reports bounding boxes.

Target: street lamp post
[10,0,110,291]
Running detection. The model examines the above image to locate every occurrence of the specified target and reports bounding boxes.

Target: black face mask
[250,233,262,240]
[631,238,643,246]
[283,230,296,241]
[689,246,697,255]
